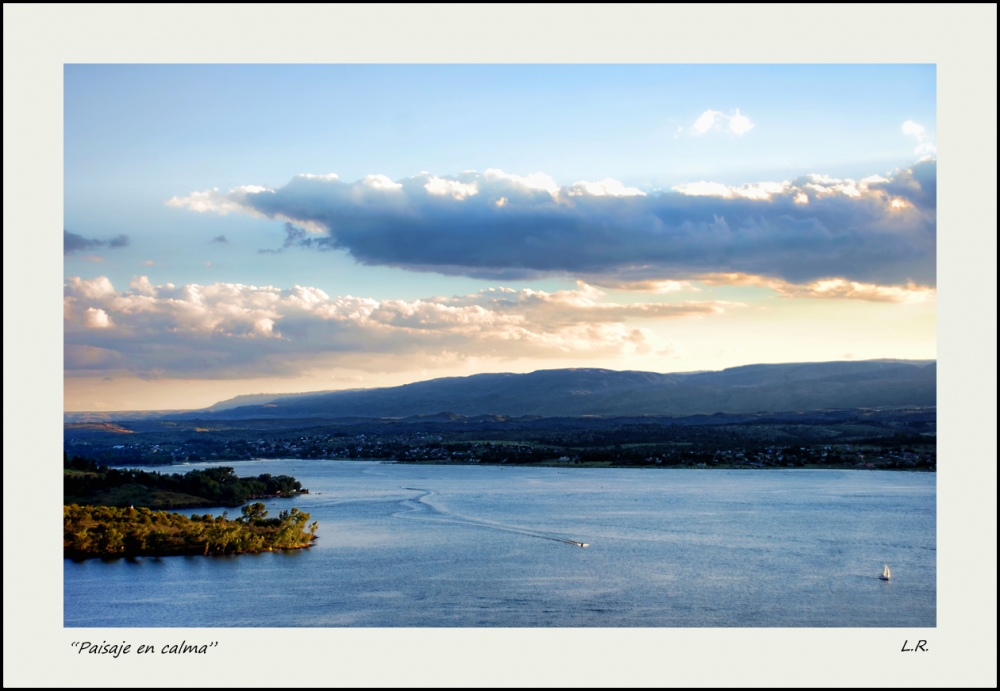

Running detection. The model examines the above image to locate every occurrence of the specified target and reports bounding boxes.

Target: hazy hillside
[63,409,195,423]
[164,360,936,420]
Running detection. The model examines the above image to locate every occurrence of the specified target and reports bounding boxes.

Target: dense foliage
[63,408,936,471]
[64,503,317,559]
[64,455,304,508]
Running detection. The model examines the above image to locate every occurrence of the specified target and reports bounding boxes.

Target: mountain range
[158,359,936,421]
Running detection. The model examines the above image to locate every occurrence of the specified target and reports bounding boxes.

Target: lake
[64,460,936,627]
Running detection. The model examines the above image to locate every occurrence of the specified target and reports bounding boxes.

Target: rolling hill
[165,359,936,420]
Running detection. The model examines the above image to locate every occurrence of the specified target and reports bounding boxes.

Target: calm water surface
[64,460,935,627]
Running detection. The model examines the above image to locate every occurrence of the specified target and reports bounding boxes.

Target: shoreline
[125,458,936,472]
[64,541,315,562]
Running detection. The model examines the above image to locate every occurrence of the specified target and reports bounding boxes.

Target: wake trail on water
[395,488,589,548]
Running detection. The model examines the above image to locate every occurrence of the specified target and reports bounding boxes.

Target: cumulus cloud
[166,182,326,235]
[64,230,130,256]
[363,174,403,192]
[64,276,737,379]
[484,168,560,194]
[166,185,271,215]
[691,108,754,136]
[901,120,925,138]
[671,180,791,200]
[83,307,113,328]
[692,109,723,135]
[425,176,478,199]
[727,109,754,135]
[167,161,936,288]
[565,178,646,197]
[903,119,936,158]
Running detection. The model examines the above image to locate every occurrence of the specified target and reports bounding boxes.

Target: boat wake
[395,488,589,548]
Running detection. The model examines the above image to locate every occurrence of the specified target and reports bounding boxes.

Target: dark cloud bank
[178,161,936,286]
[64,230,129,255]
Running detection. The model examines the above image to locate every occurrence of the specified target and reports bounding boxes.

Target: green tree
[240,502,268,523]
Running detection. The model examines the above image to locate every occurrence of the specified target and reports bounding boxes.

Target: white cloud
[424,176,479,200]
[129,276,156,296]
[63,276,737,379]
[483,168,560,195]
[66,275,117,299]
[673,180,790,200]
[362,174,403,191]
[728,109,754,135]
[691,109,754,136]
[253,318,276,335]
[902,119,936,157]
[566,178,646,197]
[297,173,339,181]
[692,109,723,134]
[166,185,274,216]
[902,120,926,138]
[167,183,327,232]
[673,172,915,204]
[84,307,112,328]
[671,181,732,197]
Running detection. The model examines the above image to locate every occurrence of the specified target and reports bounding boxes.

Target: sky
[63,64,937,411]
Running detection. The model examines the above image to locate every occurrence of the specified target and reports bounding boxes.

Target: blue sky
[63,64,937,410]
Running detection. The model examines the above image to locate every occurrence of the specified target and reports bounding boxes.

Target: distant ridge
[158,359,935,421]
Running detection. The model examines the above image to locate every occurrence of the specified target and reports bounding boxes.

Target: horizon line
[64,357,936,415]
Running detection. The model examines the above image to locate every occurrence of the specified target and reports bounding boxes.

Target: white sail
[882,564,891,579]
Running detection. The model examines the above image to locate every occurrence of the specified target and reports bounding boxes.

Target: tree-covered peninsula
[64,503,317,559]
[64,455,306,509]
[63,456,317,559]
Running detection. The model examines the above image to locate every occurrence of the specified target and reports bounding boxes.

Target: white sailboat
[879,563,891,581]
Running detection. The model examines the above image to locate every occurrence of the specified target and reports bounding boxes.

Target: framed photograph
[4,4,996,688]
